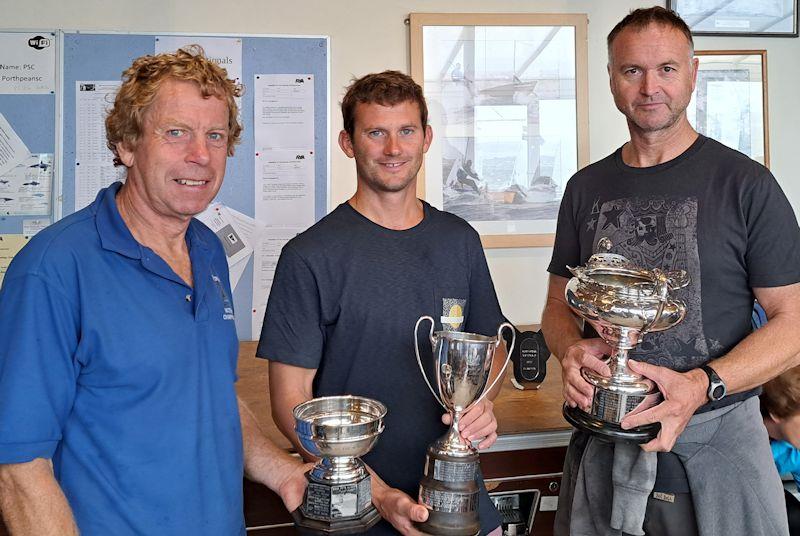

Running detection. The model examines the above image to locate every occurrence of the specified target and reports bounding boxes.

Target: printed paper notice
[254,74,314,150]
[0,112,30,177]
[155,36,243,87]
[250,227,301,337]
[0,32,56,94]
[0,234,30,287]
[23,218,50,237]
[196,203,259,290]
[0,154,52,215]
[255,150,315,228]
[75,81,126,211]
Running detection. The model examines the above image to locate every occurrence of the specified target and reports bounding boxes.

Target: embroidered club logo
[211,274,235,321]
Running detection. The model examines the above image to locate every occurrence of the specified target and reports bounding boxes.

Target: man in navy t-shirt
[259,71,506,535]
[0,47,308,535]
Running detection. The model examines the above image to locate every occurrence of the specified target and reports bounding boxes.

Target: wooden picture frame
[409,13,589,248]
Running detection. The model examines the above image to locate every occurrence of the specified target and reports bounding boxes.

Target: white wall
[5,0,799,325]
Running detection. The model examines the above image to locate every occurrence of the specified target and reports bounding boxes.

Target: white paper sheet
[0,112,31,177]
[0,33,56,94]
[155,36,243,87]
[253,74,314,150]
[75,81,126,211]
[250,227,301,337]
[22,217,50,237]
[196,203,253,266]
[196,203,265,291]
[0,154,52,215]
[228,256,249,292]
[254,149,315,228]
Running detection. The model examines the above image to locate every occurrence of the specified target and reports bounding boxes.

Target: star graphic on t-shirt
[587,217,597,231]
[601,205,624,229]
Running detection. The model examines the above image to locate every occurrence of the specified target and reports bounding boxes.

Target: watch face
[711,383,726,400]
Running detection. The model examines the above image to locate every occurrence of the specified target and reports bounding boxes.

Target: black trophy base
[292,505,381,535]
[563,404,660,444]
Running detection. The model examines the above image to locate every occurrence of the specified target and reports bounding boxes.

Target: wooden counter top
[235,340,570,452]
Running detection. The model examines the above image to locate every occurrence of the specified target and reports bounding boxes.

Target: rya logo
[295,154,305,160]
[295,78,304,83]
[28,36,51,50]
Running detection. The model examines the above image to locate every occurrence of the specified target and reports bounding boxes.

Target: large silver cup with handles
[414,316,515,536]
[293,395,387,534]
[562,237,689,443]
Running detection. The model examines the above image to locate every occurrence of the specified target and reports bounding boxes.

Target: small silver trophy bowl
[414,316,515,536]
[562,237,689,443]
[293,395,387,534]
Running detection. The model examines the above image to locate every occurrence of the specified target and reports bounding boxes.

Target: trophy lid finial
[597,237,613,253]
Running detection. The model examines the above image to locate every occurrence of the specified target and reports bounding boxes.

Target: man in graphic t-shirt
[542,7,800,536]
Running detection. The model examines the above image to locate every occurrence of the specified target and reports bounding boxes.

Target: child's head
[761,366,800,448]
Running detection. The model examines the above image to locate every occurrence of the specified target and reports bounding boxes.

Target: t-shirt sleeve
[256,245,323,369]
[463,229,506,337]
[548,182,580,279]
[744,165,800,288]
[0,272,80,463]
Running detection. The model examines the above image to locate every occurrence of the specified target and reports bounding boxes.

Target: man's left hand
[620,360,708,452]
[276,461,314,512]
[442,398,497,449]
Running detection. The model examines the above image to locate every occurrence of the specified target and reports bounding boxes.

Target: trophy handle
[470,322,516,411]
[415,315,447,410]
[643,270,669,333]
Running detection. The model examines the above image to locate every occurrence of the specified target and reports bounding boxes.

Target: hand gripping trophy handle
[414,316,516,414]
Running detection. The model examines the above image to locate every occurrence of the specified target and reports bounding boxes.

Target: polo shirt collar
[95,182,140,259]
[95,181,212,259]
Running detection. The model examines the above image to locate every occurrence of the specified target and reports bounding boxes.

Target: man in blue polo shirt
[0,48,308,535]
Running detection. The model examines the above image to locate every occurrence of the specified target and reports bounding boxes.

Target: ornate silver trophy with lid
[293,395,387,534]
[414,316,515,536]
[562,237,689,443]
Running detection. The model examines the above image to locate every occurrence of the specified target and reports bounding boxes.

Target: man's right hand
[369,468,429,535]
[374,486,429,535]
[560,338,612,410]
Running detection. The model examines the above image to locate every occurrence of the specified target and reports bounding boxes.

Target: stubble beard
[622,95,692,135]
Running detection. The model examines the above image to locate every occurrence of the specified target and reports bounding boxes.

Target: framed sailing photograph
[409,13,589,247]
[689,51,769,166]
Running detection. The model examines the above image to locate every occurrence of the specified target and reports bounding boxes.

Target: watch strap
[700,364,726,401]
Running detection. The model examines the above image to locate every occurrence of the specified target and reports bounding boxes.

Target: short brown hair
[106,45,243,166]
[607,6,694,63]
[761,366,800,419]
[341,70,428,138]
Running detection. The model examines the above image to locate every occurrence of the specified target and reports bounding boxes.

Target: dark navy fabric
[0,182,244,535]
[259,201,504,535]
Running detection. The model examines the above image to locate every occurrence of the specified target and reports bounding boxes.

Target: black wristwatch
[700,364,726,401]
